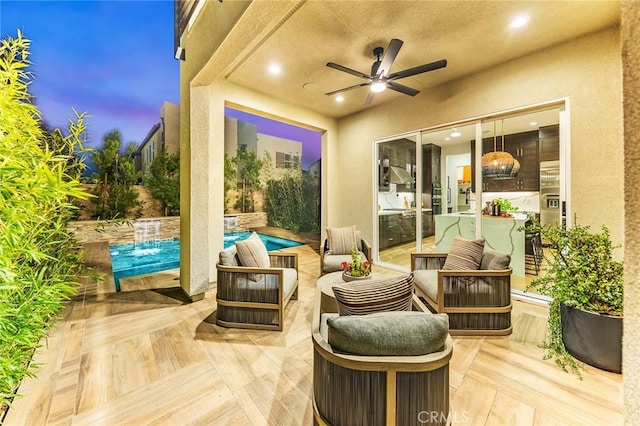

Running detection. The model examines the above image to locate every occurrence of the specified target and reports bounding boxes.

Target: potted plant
[341,246,372,282]
[526,219,623,376]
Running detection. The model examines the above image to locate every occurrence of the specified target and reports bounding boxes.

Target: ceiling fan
[325,38,447,105]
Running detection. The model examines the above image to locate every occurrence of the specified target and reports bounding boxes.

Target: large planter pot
[560,303,622,373]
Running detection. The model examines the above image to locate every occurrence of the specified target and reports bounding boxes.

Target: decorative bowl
[342,271,372,282]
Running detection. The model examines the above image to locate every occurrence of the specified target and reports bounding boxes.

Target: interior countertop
[378,208,433,216]
[439,212,528,220]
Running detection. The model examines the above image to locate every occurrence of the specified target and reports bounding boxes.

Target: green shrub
[0,32,91,409]
[526,218,623,376]
[144,152,180,216]
[264,172,320,233]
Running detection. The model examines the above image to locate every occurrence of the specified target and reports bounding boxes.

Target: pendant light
[481,119,516,179]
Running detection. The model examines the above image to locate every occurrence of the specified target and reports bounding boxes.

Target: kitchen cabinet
[470,130,539,192]
[379,139,416,189]
[378,215,393,249]
[539,125,560,162]
[378,212,417,249]
[502,132,539,191]
[422,211,434,237]
[422,144,441,187]
[422,144,442,214]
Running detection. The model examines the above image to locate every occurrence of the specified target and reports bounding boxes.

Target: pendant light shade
[510,158,521,177]
[481,119,517,179]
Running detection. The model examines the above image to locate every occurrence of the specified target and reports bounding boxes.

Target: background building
[135,101,180,173]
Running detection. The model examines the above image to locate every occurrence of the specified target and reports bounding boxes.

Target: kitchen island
[434,212,527,276]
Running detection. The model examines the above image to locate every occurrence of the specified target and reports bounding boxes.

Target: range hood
[388,166,413,184]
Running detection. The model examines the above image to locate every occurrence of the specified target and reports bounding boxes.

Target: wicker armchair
[312,285,452,426]
[411,252,512,336]
[216,252,298,331]
[320,237,372,275]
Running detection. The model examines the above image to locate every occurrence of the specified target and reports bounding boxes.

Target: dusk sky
[0,0,179,149]
[225,107,322,170]
[1,0,321,167]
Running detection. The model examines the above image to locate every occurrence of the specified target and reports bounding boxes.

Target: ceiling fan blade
[387,59,447,80]
[377,38,403,77]
[326,62,372,80]
[387,81,420,97]
[324,82,371,96]
[364,91,375,105]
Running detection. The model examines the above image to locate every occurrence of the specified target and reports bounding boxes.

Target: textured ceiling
[224,1,620,119]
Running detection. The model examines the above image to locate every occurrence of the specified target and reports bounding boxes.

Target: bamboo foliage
[0,32,92,410]
[90,132,141,220]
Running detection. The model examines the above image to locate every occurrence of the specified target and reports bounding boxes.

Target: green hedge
[0,33,91,409]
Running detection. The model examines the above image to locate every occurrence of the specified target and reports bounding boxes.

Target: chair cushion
[322,251,367,273]
[443,237,485,271]
[326,226,358,255]
[235,232,270,281]
[232,268,298,301]
[282,268,298,301]
[332,274,413,316]
[219,245,239,267]
[327,311,449,356]
[413,269,439,301]
[480,249,511,270]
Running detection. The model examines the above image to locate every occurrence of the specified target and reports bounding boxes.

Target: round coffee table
[316,271,381,313]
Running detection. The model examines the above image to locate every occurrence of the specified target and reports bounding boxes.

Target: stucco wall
[337,27,623,248]
[622,2,640,422]
[162,101,180,155]
[179,0,253,296]
[198,80,337,292]
[180,2,637,421]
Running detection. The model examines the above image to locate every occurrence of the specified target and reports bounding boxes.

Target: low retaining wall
[69,217,180,245]
[224,212,267,232]
[71,213,268,245]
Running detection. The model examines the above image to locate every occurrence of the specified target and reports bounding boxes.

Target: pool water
[109,232,304,291]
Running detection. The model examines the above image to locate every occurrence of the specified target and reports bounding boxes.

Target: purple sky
[225,107,322,170]
[0,1,179,149]
[1,1,321,169]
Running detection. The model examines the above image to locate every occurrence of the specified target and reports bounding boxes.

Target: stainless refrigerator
[539,160,561,228]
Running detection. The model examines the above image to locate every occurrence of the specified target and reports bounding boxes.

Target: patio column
[182,84,214,299]
[622,1,640,422]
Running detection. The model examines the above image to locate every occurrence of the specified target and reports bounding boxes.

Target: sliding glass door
[374,101,567,301]
[376,135,417,269]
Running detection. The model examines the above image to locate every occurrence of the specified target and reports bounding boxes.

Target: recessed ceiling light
[268,63,282,75]
[445,137,451,141]
[335,95,344,103]
[509,15,530,29]
[450,129,462,138]
[530,121,538,126]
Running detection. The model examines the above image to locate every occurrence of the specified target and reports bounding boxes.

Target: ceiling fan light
[371,81,387,93]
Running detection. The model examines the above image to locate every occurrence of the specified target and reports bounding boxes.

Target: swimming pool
[109,232,304,291]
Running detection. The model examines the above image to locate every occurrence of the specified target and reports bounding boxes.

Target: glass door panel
[479,109,561,296]
[374,102,566,303]
[376,135,417,269]
[421,124,476,253]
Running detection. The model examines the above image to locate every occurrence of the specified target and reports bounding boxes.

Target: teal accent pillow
[327,311,449,356]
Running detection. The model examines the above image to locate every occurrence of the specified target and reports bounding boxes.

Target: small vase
[342,271,371,282]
